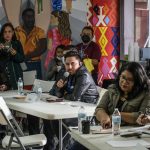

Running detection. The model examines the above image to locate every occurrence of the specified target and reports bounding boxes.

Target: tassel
[37,0,43,14]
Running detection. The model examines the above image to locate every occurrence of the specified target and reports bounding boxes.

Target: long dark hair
[51,10,71,39]
[0,22,17,42]
[116,62,150,98]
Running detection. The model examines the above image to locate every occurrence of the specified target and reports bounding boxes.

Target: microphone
[55,72,69,91]
[62,72,69,82]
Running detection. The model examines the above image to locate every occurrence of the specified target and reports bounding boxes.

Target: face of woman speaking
[3,26,14,42]
[119,70,134,94]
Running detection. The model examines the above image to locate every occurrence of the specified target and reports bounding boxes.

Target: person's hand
[0,43,4,50]
[0,84,8,91]
[100,113,111,129]
[136,114,150,125]
[92,59,99,65]
[56,79,66,88]
[9,48,17,55]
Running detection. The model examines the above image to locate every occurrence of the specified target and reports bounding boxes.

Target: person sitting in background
[0,23,24,90]
[47,44,65,80]
[76,26,101,85]
[43,50,99,150]
[95,62,150,129]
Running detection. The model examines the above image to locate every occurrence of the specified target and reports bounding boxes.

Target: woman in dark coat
[0,23,24,89]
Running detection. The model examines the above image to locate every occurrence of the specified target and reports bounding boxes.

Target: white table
[71,127,150,150]
[1,90,96,150]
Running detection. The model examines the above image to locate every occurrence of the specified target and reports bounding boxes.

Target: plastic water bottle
[112,108,121,135]
[36,82,42,101]
[78,106,87,133]
[18,77,23,95]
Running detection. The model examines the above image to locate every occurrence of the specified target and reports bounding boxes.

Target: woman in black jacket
[0,23,24,89]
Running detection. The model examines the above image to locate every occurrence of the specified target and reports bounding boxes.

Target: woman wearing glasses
[95,62,150,128]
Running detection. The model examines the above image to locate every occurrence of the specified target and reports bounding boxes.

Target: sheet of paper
[0,91,19,98]
[136,143,148,150]
[128,125,150,132]
[91,126,112,134]
[107,140,150,147]
[41,93,57,101]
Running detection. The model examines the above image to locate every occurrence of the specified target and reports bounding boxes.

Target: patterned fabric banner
[87,0,120,86]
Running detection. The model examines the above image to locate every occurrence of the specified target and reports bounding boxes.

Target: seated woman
[68,62,150,150]
[95,62,150,128]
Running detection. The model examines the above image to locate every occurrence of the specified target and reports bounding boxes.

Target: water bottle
[36,82,42,101]
[18,77,23,95]
[78,106,87,133]
[112,108,121,135]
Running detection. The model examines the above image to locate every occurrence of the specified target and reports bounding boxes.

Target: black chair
[102,79,116,89]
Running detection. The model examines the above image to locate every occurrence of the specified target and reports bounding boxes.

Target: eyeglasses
[120,75,134,84]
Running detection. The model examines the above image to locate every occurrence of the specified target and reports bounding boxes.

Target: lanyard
[79,42,91,59]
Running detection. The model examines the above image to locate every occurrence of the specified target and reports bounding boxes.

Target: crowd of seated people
[0,7,150,150]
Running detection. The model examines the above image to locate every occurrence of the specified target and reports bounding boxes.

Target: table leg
[59,119,63,150]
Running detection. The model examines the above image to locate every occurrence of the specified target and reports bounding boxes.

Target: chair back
[33,79,55,92]
[0,97,13,125]
[23,70,37,86]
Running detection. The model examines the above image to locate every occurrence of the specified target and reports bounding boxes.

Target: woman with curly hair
[44,10,72,70]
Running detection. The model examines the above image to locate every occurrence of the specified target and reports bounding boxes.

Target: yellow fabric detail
[15,26,46,60]
[83,58,94,73]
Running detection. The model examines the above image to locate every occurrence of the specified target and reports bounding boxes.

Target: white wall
[123,0,135,55]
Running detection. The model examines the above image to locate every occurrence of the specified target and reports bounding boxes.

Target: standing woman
[0,23,24,90]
